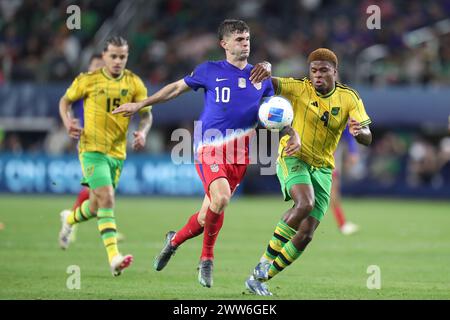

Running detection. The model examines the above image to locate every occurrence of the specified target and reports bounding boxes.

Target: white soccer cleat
[340,221,360,235]
[110,254,133,277]
[69,224,78,243]
[245,275,273,296]
[59,210,73,250]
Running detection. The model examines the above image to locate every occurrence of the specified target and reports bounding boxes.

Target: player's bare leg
[198,178,230,288]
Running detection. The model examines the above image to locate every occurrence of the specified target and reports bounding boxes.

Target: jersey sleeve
[342,126,358,154]
[64,73,86,102]
[262,78,275,97]
[275,77,306,100]
[183,62,208,91]
[138,106,152,116]
[349,95,371,127]
[133,75,148,103]
[132,75,152,115]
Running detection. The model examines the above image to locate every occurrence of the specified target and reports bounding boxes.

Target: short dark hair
[307,48,338,68]
[218,19,249,40]
[89,53,102,63]
[103,36,128,51]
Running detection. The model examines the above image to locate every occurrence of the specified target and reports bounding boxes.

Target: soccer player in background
[58,54,103,243]
[59,54,125,243]
[112,19,300,288]
[58,36,153,276]
[245,48,372,295]
[331,126,360,235]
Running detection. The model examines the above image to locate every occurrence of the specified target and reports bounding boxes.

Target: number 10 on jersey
[215,87,230,103]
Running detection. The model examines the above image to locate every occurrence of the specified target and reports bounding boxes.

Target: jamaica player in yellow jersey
[58,36,153,276]
[246,48,373,295]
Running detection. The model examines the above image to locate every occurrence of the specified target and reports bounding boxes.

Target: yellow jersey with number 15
[276,77,371,169]
[64,67,151,160]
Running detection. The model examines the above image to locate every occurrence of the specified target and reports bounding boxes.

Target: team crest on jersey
[210,164,219,173]
[85,165,95,177]
[253,82,262,90]
[121,89,128,96]
[331,107,340,116]
[238,77,246,88]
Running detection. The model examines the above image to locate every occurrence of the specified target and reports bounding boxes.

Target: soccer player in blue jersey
[113,19,300,288]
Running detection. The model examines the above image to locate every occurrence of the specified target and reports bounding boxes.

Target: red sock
[171,212,204,247]
[201,208,224,260]
[333,204,346,228]
[72,187,90,210]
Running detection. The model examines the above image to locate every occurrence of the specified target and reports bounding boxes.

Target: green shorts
[79,152,124,190]
[277,156,332,222]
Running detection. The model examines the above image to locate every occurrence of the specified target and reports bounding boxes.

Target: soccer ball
[258,96,294,131]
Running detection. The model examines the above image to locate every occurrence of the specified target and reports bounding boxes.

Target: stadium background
[1,0,449,197]
[1,0,450,300]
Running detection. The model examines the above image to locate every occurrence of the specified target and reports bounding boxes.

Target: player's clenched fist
[348,118,362,137]
[65,118,82,139]
[132,131,146,151]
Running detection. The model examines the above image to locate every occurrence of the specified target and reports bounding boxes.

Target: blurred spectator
[369,132,407,186]
[44,123,75,155]
[0,129,4,151]
[437,137,450,185]
[41,33,73,81]
[1,0,449,85]
[407,137,440,187]
[3,133,23,154]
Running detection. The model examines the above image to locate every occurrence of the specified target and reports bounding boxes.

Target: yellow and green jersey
[275,77,371,169]
[64,68,151,160]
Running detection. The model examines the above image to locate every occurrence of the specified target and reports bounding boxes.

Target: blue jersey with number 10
[184,60,274,155]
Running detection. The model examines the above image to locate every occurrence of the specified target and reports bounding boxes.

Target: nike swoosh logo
[216,78,228,82]
[208,232,218,237]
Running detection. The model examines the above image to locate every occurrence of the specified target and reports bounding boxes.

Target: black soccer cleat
[153,231,177,271]
[197,259,214,288]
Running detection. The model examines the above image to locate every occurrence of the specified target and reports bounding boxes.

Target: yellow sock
[97,208,119,264]
[67,200,93,225]
[262,220,296,262]
[268,241,303,279]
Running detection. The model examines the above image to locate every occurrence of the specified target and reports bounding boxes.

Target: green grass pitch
[0,195,449,300]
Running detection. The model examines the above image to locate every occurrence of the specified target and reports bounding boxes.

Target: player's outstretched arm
[281,125,301,156]
[59,96,82,139]
[113,79,191,117]
[349,118,372,146]
[132,109,153,151]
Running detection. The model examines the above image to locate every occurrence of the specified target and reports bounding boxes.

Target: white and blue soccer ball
[258,96,294,131]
